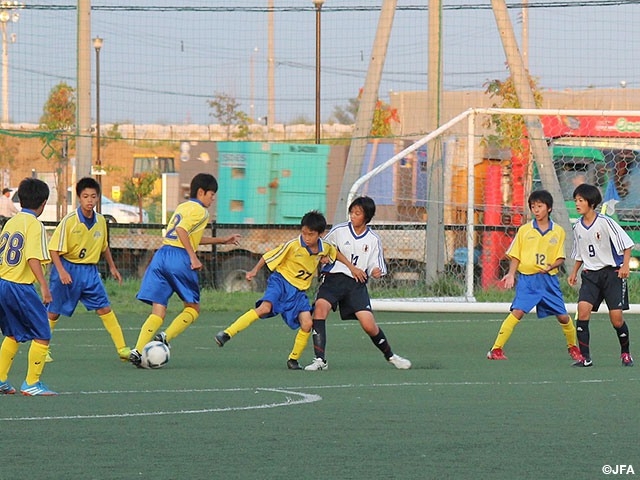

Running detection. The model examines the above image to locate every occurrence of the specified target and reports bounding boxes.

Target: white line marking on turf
[2,375,636,423]
[0,388,321,422]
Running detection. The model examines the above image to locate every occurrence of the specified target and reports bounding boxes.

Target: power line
[24,1,640,12]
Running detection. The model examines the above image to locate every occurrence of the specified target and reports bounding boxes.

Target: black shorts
[315,273,372,320]
[579,266,629,312]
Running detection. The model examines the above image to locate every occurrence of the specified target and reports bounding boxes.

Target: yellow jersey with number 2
[162,199,210,251]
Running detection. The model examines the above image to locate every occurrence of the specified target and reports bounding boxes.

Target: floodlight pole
[0,1,23,125]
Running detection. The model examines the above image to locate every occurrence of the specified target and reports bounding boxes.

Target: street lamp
[93,36,103,212]
[313,0,324,144]
[0,1,23,125]
[250,46,258,123]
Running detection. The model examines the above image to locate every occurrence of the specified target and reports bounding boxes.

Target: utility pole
[425,0,444,283]
[267,0,275,127]
[334,0,397,223]
[491,0,573,272]
[76,0,92,178]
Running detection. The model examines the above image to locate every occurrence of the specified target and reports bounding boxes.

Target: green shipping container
[216,142,329,224]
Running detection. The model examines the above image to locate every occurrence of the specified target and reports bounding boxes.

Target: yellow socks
[0,336,19,381]
[99,310,127,351]
[560,316,578,348]
[134,314,164,352]
[165,307,199,342]
[492,313,520,350]
[25,341,48,385]
[225,309,260,337]
[288,329,311,360]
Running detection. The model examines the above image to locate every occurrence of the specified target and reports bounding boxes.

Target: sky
[5,1,640,125]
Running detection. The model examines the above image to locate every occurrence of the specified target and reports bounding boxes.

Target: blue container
[217,142,329,224]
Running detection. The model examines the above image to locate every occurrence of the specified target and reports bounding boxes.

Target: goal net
[349,108,640,312]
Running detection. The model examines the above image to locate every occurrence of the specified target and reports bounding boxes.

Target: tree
[121,171,159,224]
[207,92,249,140]
[330,97,359,125]
[331,92,399,137]
[39,82,76,220]
[482,71,545,225]
[482,72,543,154]
[0,134,18,179]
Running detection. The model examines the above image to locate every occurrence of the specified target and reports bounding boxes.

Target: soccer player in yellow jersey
[47,177,130,362]
[129,173,240,367]
[215,210,366,369]
[0,178,57,395]
[487,189,582,362]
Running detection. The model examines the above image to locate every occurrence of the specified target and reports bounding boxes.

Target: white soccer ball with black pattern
[141,341,170,369]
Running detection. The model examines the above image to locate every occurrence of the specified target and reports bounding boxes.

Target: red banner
[541,115,640,139]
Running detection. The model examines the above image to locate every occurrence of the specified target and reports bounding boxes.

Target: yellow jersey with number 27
[263,236,337,291]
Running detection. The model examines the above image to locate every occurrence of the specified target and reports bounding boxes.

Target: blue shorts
[0,279,50,342]
[136,246,200,307]
[258,271,311,329]
[510,273,568,318]
[48,258,110,316]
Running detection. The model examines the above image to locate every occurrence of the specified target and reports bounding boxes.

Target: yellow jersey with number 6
[48,210,109,264]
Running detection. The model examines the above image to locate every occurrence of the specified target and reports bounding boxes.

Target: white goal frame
[348,107,640,313]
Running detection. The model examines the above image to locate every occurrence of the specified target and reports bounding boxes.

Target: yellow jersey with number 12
[506,219,565,275]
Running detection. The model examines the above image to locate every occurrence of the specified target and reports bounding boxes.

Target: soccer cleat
[304,357,328,371]
[0,380,16,395]
[214,331,231,347]
[487,348,508,360]
[286,358,302,370]
[388,354,412,370]
[568,346,584,362]
[572,357,593,367]
[621,352,634,367]
[129,349,143,368]
[45,349,53,363]
[20,381,57,396]
[118,347,132,362]
[153,331,171,349]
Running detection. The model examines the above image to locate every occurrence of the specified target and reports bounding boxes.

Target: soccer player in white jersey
[0,178,57,395]
[304,196,411,371]
[47,177,130,362]
[568,183,634,367]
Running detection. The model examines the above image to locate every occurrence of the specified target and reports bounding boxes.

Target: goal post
[350,108,640,312]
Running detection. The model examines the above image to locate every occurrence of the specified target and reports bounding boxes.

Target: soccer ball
[141,341,170,369]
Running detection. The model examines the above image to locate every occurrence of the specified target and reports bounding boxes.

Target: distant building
[390,88,640,139]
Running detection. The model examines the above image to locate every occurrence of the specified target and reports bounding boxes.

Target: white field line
[2,378,638,421]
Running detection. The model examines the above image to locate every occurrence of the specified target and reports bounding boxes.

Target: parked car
[10,188,149,224]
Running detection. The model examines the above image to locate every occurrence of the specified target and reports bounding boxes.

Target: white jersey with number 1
[322,221,387,278]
